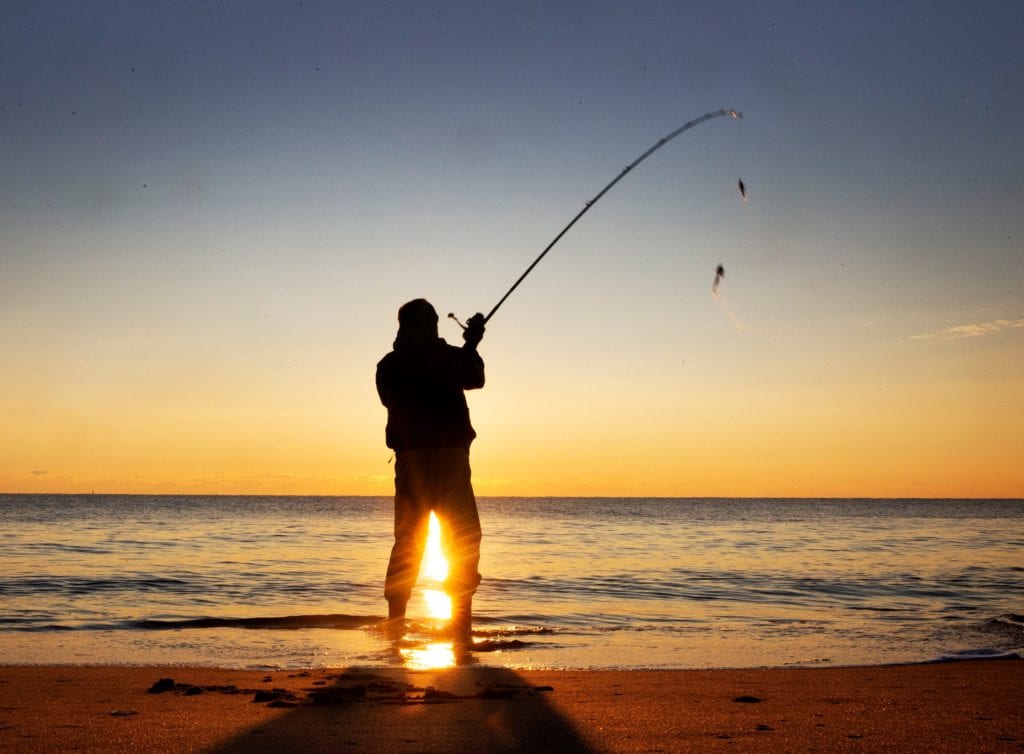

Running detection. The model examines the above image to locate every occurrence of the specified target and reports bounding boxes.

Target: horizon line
[2,491,1021,502]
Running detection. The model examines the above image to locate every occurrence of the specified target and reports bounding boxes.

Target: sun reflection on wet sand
[399,641,456,670]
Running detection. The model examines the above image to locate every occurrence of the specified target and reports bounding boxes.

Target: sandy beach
[0,660,1020,752]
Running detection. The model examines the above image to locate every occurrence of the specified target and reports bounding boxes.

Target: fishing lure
[712,264,725,296]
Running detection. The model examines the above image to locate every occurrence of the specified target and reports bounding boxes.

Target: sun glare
[400,642,455,670]
[422,512,451,619]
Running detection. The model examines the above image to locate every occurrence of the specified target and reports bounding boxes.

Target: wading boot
[384,598,408,641]
[450,595,473,643]
[388,597,408,621]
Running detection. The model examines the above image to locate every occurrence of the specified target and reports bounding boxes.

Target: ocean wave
[132,614,381,630]
[468,625,559,638]
[0,575,191,596]
[980,613,1024,641]
[484,568,1007,612]
[0,573,374,601]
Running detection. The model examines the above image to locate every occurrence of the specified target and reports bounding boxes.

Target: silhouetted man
[376,299,485,639]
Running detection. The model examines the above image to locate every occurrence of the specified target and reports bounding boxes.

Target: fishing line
[449,108,743,329]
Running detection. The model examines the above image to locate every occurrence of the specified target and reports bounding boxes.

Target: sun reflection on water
[393,512,457,670]
[422,512,451,620]
[423,588,452,619]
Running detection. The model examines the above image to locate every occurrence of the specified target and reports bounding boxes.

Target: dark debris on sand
[147,677,257,699]
[148,672,553,709]
[146,678,175,694]
[253,689,299,704]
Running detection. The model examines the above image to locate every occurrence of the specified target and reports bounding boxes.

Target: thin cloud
[912,318,1024,340]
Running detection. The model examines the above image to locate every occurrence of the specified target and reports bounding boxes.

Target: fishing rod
[449,107,742,330]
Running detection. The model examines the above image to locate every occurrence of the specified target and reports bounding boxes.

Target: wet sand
[0,660,1021,752]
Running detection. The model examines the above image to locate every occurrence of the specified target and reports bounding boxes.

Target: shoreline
[0,649,1019,673]
[1,660,1020,752]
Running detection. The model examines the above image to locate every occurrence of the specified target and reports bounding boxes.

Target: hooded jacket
[376,333,485,452]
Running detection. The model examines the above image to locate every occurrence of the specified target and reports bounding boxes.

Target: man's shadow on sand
[210,660,596,754]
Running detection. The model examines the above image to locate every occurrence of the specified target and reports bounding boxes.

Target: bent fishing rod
[450,107,742,330]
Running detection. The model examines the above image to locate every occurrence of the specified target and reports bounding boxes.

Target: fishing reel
[448,312,486,328]
[448,312,486,348]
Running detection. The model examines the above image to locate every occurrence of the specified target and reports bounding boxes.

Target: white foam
[932,648,1021,663]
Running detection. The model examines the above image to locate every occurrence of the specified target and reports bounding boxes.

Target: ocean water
[0,495,1021,670]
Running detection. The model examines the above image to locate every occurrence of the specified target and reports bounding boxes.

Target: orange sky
[3,310,1021,497]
